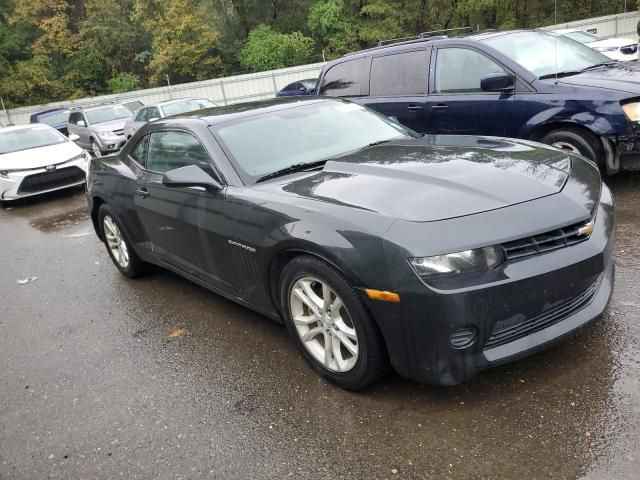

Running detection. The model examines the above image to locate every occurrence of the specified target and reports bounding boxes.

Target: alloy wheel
[550,141,580,154]
[103,215,130,269]
[289,276,359,373]
[92,142,102,158]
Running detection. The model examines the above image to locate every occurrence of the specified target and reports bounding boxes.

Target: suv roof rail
[376,26,473,47]
[70,101,115,110]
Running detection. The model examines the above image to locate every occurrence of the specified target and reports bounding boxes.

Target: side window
[146,131,214,177]
[319,59,363,97]
[370,50,429,96]
[69,112,81,125]
[434,48,505,93]
[129,135,148,166]
[147,107,161,120]
[135,108,148,122]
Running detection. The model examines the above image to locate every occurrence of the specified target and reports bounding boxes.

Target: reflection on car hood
[259,136,570,222]
[0,141,84,170]
[557,62,640,94]
[93,119,128,133]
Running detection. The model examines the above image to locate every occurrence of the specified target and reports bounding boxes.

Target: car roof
[152,97,209,108]
[160,97,342,126]
[32,107,69,116]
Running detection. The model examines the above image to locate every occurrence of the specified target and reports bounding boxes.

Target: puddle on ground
[30,206,90,233]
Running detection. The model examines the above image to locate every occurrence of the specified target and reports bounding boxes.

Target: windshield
[213,101,417,182]
[301,80,318,90]
[563,31,599,44]
[37,110,70,127]
[86,105,132,124]
[0,126,67,155]
[161,99,216,117]
[482,31,610,78]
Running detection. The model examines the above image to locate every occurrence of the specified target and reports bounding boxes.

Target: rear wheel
[540,128,603,165]
[280,255,389,390]
[98,204,145,278]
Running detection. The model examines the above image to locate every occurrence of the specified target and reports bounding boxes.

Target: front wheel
[280,255,389,390]
[540,128,603,166]
[91,140,102,158]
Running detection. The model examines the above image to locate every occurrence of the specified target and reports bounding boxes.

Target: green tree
[240,24,314,71]
[107,72,141,93]
[0,55,70,106]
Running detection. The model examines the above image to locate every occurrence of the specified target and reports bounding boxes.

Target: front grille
[620,44,638,55]
[484,275,602,350]
[501,220,591,261]
[18,167,85,194]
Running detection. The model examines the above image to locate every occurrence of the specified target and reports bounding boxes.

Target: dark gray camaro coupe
[86,98,614,390]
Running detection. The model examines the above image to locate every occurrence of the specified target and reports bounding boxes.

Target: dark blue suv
[316,30,640,174]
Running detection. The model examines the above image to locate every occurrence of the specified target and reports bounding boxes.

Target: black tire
[280,255,389,391]
[98,203,146,278]
[540,128,603,165]
[90,139,102,158]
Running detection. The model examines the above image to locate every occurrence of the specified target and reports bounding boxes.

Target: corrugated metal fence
[1,62,325,126]
[542,11,640,39]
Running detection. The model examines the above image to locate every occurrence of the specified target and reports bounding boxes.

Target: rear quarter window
[319,58,364,97]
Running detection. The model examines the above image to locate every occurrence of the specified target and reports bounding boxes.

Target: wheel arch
[528,121,602,143]
[91,195,106,241]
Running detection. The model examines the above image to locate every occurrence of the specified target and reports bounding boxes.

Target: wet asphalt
[0,177,639,480]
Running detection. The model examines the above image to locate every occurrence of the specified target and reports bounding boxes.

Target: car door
[133,129,223,280]
[68,112,89,149]
[128,108,148,137]
[427,46,515,137]
[357,48,431,133]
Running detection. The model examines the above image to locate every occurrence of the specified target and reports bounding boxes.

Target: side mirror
[298,86,307,92]
[162,165,222,191]
[77,120,86,127]
[480,72,515,92]
[68,133,80,142]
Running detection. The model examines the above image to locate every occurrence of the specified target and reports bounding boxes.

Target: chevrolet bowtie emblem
[577,221,594,237]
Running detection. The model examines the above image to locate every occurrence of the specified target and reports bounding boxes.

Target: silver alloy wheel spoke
[103,215,129,269]
[289,276,358,373]
[551,141,580,154]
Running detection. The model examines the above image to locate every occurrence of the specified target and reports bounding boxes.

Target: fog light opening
[449,327,477,349]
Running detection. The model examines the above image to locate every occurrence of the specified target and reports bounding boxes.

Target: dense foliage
[0,0,633,107]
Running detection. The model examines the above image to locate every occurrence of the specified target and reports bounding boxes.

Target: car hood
[0,141,85,170]
[92,119,128,133]
[258,136,571,222]
[588,37,637,49]
[557,62,640,94]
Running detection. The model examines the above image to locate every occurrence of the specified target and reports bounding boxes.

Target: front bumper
[369,185,615,385]
[95,135,127,153]
[0,156,89,201]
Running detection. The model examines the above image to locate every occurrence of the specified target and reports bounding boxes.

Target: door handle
[135,188,149,198]
[407,104,424,111]
[431,104,449,111]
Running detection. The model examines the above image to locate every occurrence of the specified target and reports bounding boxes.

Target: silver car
[123,97,216,139]
[67,104,133,157]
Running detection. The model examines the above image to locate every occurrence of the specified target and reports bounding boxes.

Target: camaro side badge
[578,221,594,237]
[228,239,256,253]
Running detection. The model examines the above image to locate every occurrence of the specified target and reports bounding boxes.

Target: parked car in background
[67,103,132,157]
[316,29,640,173]
[0,124,90,203]
[29,107,71,136]
[86,97,614,390]
[123,97,216,139]
[556,29,638,62]
[276,79,318,97]
[121,100,144,113]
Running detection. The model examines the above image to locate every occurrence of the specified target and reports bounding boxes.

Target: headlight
[409,246,505,278]
[593,46,619,52]
[622,102,640,122]
[66,152,91,164]
[97,131,121,141]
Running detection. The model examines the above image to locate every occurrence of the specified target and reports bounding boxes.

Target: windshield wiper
[539,62,616,80]
[579,61,616,72]
[367,139,393,147]
[255,159,328,183]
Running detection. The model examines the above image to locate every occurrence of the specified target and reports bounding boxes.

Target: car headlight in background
[97,131,121,141]
[622,102,640,122]
[0,169,17,179]
[409,246,505,278]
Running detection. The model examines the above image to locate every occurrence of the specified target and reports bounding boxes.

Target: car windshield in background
[0,127,66,154]
[563,31,599,43]
[301,80,317,89]
[162,99,216,117]
[482,31,610,78]
[38,110,70,127]
[86,105,131,124]
[213,101,417,181]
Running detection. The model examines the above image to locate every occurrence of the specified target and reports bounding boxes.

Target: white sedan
[0,124,90,202]
[557,29,638,62]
